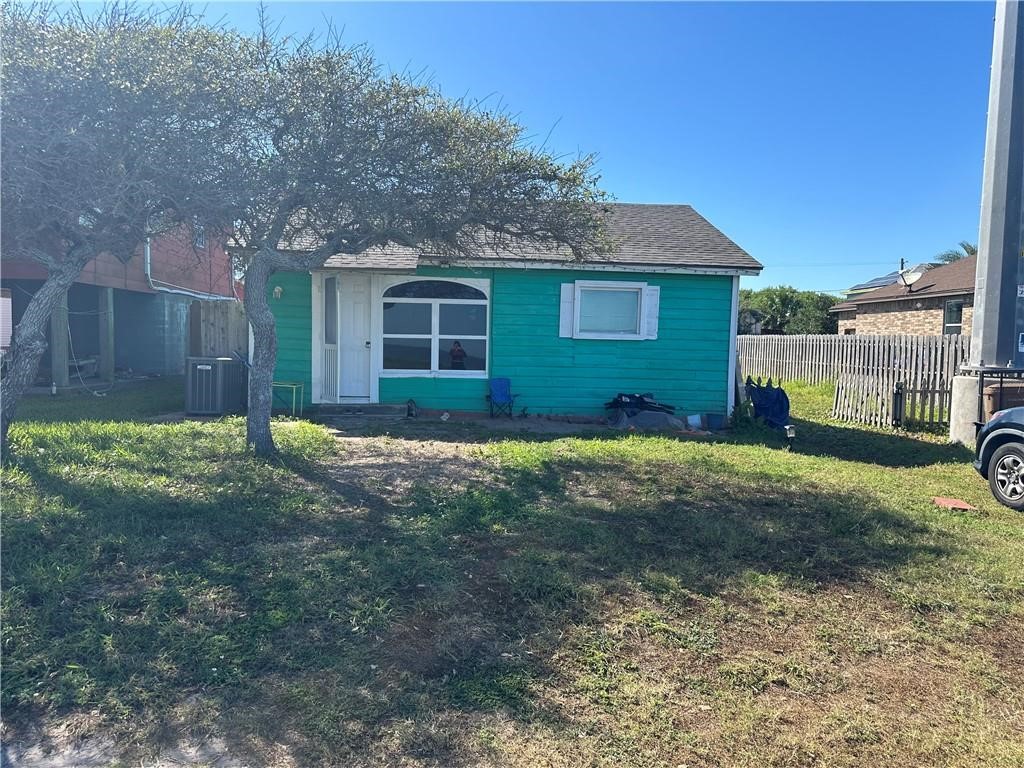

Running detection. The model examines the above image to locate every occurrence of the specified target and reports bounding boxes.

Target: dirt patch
[0,731,246,768]
[325,433,494,497]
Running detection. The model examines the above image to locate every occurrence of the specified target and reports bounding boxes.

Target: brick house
[830,255,975,336]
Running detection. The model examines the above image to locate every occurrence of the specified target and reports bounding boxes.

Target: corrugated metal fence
[737,334,970,428]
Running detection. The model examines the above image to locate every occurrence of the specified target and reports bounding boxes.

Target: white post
[727,274,740,415]
[950,0,1024,445]
[311,273,323,404]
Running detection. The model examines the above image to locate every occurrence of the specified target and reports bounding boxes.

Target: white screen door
[338,274,371,399]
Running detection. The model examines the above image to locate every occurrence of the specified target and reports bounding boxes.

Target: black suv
[975,407,1024,510]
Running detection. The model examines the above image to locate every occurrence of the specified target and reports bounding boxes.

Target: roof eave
[419,256,761,275]
[838,287,973,307]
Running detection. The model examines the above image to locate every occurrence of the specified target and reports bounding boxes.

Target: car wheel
[988,443,1024,511]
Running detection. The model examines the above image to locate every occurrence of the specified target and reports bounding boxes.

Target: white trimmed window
[381,279,488,375]
[559,280,660,340]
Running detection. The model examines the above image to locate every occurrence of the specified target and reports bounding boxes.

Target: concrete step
[318,403,407,417]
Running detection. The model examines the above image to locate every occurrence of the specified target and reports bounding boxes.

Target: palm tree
[936,241,978,264]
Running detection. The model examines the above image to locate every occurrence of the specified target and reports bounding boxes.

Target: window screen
[324,277,337,345]
[578,288,641,335]
[383,302,431,335]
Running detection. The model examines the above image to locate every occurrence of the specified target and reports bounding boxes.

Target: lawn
[2,380,1023,767]
[14,376,185,423]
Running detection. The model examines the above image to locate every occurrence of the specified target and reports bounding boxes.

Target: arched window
[384,280,486,300]
[382,279,488,374]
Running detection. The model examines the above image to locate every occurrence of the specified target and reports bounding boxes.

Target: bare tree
[0,4,249,454]
[1,6,608,458]
[231,25,609,456]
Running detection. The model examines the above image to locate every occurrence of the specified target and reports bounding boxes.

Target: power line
[763,260,905,268]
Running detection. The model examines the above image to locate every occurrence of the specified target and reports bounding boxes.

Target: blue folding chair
[487,377,517,418]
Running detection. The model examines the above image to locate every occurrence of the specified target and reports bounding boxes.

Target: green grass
[16,376,185,423]
[2,381,1024,767]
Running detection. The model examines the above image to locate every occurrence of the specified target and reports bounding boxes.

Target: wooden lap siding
[269,271,314,407]
[381,267,732,416]
[378,377,487,409]
[270,267,734,415]
[2,235,234,297]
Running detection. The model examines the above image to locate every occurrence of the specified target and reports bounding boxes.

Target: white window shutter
[643,285,660,339]
[559,283,575,337]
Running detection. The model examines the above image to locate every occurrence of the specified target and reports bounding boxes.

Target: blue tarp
[744,377,791,430]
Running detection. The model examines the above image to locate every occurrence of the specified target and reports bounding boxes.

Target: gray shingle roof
[322,249,419,271]
[321,203,760,272]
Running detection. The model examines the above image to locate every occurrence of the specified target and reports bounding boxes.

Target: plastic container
[705,413,727,431]
[983,381,1024,421]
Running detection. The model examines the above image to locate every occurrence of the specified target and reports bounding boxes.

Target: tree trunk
[243,252,278,457]
[1,254,92,460]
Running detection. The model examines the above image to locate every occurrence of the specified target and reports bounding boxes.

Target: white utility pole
[949,0,1024,446]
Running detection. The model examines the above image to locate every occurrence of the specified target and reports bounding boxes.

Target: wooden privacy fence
[189,300,248,359]
[738,334,969,386]
[737,334,970,429]
[832,373,952,428]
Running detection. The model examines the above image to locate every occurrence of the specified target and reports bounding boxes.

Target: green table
[272,381,305,417]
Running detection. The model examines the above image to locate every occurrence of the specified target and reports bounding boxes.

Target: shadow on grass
[1,425,955,766]
[340,412,974,470]
[724,415,975,469]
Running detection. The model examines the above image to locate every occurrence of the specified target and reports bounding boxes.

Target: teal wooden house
[267,203,761,417]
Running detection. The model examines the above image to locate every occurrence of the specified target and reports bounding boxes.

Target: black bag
[604,392,676,416]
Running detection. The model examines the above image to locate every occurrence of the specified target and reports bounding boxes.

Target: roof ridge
[605,201,694,208]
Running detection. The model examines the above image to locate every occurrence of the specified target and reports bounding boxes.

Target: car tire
[988,442,1024,511]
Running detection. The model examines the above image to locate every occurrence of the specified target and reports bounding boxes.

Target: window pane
[578,289,640,334]
[944,301,964,324]
[439,338,486,371]
[383,338,431,369]
[383,302,431,334]
[439,304,487,336]
[384,280,486,300]
[324,277,337,344]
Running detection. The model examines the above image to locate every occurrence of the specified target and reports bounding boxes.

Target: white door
[338,274,371,400]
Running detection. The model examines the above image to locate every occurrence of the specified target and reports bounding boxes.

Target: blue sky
[210,1,996,293]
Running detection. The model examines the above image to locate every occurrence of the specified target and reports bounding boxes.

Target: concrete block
[949,374,980,447]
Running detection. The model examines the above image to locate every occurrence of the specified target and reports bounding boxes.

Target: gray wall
[114,291,191,375]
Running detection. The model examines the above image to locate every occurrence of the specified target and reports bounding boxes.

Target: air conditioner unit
[186,357,246,415]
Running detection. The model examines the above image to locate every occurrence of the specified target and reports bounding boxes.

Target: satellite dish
[898,270,922,288]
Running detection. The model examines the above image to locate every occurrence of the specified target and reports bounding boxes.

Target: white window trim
[573,280,646,340]
[727,275,739,415]
[377,276,490,378]
[310,276,324,403]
